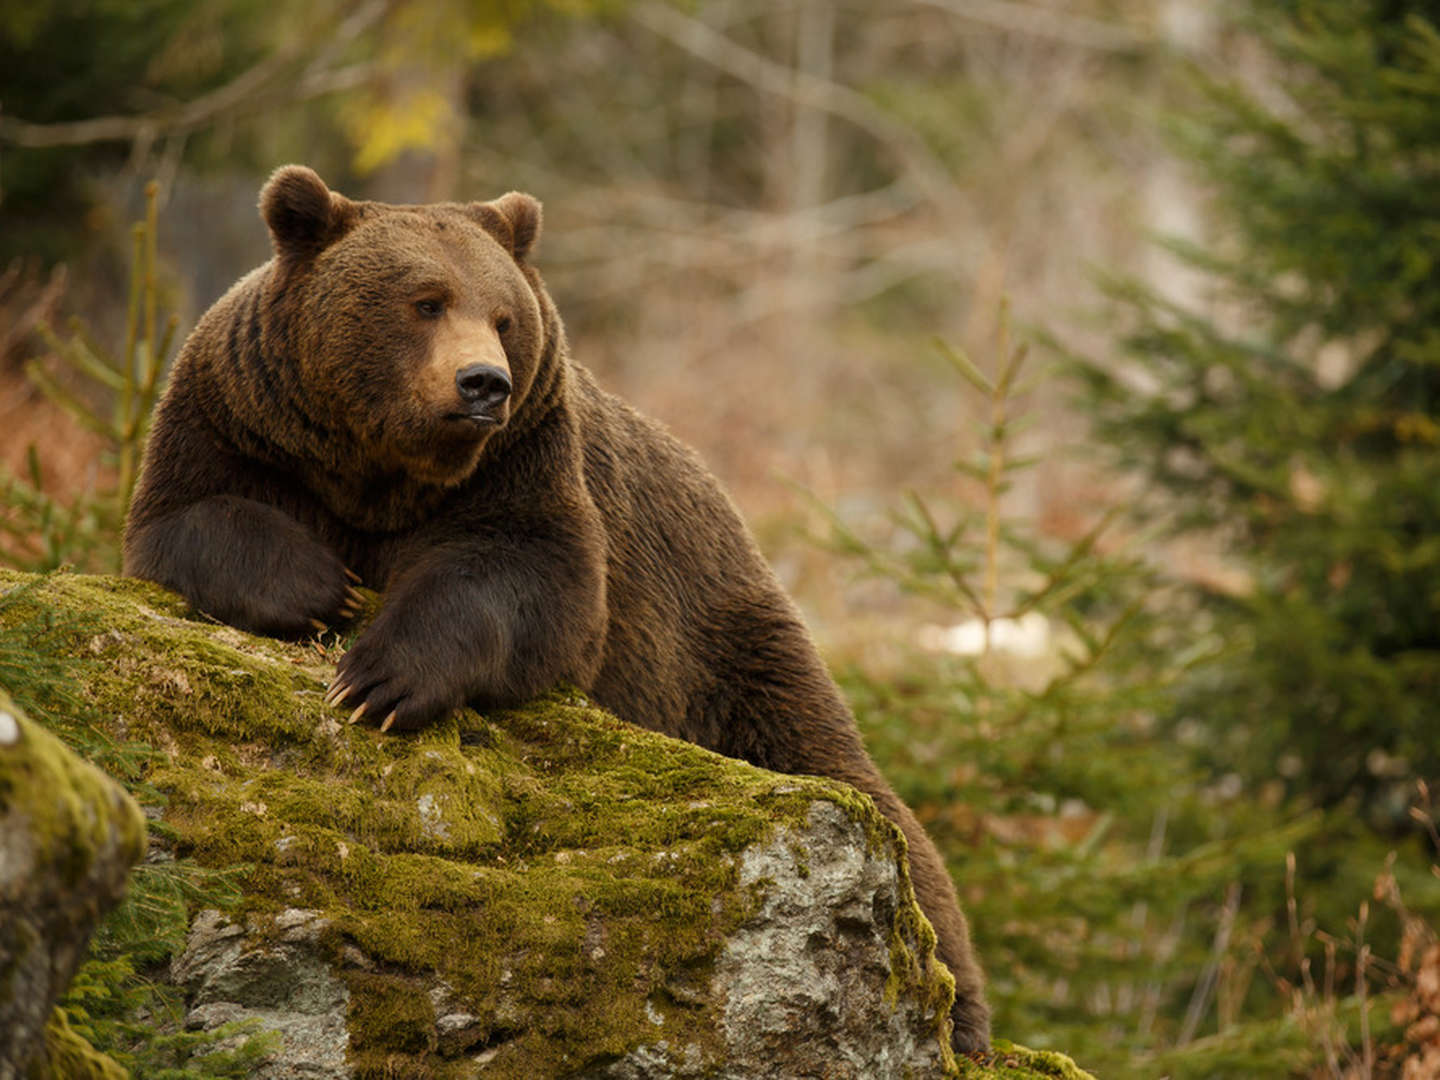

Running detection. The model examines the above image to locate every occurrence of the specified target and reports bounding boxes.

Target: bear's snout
[456,364,512,418]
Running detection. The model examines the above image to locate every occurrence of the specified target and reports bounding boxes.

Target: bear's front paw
[325,626,462,732]
[233,562,365,638]
[131,497,367,638]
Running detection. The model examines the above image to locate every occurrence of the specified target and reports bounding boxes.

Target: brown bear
[123,165,989,1051]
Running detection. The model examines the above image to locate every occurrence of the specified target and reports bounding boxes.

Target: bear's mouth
[445,411,506,429]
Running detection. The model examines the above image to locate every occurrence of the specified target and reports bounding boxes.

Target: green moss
[0,689,147,894]
[956,1041,1096,1080]
[0,569,1094,1079]
[0,693,145,1079]
[346,972,437,1055]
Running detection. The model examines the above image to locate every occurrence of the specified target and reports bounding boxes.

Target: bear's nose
[455,364,512,408]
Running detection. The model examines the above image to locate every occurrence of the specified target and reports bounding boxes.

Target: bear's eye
[415,298,445,319]
[495,315,512,335]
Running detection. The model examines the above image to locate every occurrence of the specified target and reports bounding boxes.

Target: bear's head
[256,165,558,490]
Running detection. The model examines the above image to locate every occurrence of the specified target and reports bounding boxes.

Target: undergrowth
[833,311,1440,1078]
[2,180,174,573]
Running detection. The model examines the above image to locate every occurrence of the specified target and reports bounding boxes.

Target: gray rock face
[718,801,949,1079]
[174,908,351,1080]
[586,801,948,1080]
[0,694,146,1080]
[165,801,950,1080]
[0,571,962,1079]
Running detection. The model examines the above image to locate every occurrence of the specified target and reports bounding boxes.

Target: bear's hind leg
[861,774,991,1053]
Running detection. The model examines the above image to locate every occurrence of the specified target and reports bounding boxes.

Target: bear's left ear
[260,165,356,262]
[470,192,542,261]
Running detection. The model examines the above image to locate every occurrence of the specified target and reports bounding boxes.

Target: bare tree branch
[0,0,386,149]
[914,0,1147,53]
[0,263,66,365]
[631,2,970,226]
[1,54,288,148]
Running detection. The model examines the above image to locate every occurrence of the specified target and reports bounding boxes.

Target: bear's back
[567,364,815,748]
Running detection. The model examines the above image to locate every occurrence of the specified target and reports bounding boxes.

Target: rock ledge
[0,569,1095,1080]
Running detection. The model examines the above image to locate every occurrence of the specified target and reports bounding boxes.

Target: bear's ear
[470,191,542,261]
[260,165,354,261]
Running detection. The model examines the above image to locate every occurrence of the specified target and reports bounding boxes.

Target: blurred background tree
[0,0,1166,550]
[819,314,1330,1074]
[1072,0,1440,828]
[3,0,1440,1077]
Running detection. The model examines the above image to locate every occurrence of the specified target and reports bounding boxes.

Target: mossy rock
[960,1041,1096,1079]
[0,688,143,1079]
[0,569,1094,1080]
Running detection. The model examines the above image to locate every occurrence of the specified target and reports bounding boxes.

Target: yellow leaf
[466,22,512,58]
[345,89,454,175]
[1395,412,1440,445]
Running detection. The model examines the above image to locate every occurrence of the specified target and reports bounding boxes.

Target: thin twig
[1177,881,1242,1045]
[914,0,1148,53]
[632,2,969,225]
[1320,936,1341,1077]
[0,1,385,148]
[1356,901,1372,1080]
[981,307,1015,647]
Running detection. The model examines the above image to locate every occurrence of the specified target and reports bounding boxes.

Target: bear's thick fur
[124,165,989,1050]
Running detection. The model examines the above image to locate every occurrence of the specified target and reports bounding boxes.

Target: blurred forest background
[2,0,1439,1076]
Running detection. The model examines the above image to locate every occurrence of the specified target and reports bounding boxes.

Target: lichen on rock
[0,569,1095,1080]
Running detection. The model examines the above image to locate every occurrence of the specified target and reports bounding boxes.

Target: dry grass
[0,264,109,505]
[1276,785,1440,1080]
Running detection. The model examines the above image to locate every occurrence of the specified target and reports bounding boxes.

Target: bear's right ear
[260,165,354,261]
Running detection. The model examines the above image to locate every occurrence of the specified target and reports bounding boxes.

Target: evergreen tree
[1074,0,1440,824]
[823,315,1336,1075]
